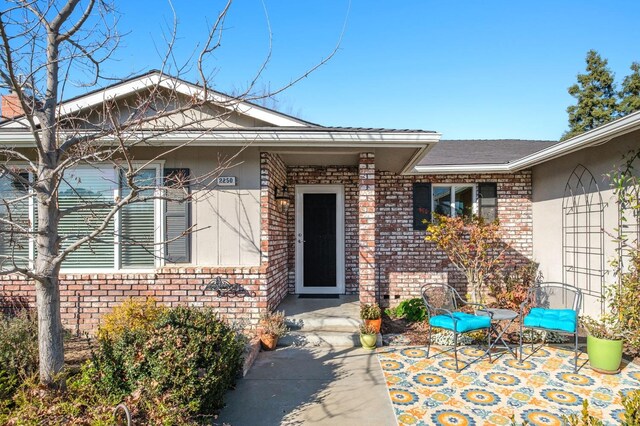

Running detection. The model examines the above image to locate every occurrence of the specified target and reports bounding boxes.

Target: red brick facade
[0,152,533,332]
[358,153,376,303]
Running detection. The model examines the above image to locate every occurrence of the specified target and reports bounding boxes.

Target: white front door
[295,185,345,294]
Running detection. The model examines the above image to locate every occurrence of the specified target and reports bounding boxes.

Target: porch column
[358,152,376,304]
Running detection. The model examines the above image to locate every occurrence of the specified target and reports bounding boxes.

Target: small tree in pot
[360,303,382,333]
[258,311,289,351]
[581,314,625,374]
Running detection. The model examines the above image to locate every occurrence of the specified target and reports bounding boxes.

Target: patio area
[377,345,640,426]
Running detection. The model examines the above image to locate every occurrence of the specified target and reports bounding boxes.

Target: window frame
[0,162,166,273]
[431,183,478,219]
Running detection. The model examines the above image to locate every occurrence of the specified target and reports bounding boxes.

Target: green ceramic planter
[360,333,377,350]
[587,334,623,374]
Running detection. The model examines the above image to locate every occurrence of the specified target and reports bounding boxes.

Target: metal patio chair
[519,282,582,372]
[421,283,492,372]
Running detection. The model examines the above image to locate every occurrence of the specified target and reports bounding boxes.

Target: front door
[295,185,345,294]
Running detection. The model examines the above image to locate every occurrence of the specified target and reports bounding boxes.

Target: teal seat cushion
[429,312,491,333]
[523,308,577,333]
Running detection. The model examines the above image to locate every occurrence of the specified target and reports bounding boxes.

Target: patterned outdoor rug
[377,345,640,426]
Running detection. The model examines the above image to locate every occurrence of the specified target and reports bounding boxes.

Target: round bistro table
[477,308,518,359]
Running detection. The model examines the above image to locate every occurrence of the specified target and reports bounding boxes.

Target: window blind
[120,169,156,268]
[59,168,116,268]
[0,172,30,268]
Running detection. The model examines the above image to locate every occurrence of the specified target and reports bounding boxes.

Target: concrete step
[285,316,360,332]
[278,330,360,348]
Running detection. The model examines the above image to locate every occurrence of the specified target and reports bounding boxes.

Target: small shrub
[3,365,118,425]
[489,262,541,311]
[360,303,382,320]
[385,298,427,322]
[259,310,289,338]
[580,315,625,340]
[621,389,640,426]
[97,297,166,341]
[359,324,377,335]
[0,310,38,404]
[563,399,603,426]
[93,305,245,419]
[614,251,640,356]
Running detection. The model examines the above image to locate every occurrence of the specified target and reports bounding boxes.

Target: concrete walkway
[218,346,396,426]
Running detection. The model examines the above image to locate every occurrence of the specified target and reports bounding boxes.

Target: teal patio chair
[519,282,582,372]
[421,283,492,372]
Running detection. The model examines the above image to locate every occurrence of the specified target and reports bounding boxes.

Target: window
[413,182,498,230]
[0,165,169,271]
[59,167,117,268]
[0,172,31,268]
[433,184,475,219]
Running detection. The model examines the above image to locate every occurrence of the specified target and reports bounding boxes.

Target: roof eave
[414,110,640,174]
[0,128,441,149]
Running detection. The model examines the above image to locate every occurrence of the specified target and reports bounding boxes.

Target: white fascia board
[0,129,440,148]
[155,79,308,127]
[414,163,512,174]
[414,111,640,175]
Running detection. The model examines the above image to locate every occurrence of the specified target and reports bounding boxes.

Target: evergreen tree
[562,50,619,140]
[619,62,640,116]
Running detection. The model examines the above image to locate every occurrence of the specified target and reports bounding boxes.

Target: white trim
[295,184,345,294]
[0,129,441,148]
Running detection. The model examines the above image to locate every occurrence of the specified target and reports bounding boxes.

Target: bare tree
[0,0,343,386]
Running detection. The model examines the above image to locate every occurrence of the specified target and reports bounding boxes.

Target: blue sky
[96,1,640,140]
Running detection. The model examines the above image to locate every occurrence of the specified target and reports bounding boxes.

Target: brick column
[358,152,376,304]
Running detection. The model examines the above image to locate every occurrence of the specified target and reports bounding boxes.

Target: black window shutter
[413,183,432,230]
[478,182,498,222]
[164,168,191,263]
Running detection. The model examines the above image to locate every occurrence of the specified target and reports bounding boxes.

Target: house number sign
[217,176,237,186]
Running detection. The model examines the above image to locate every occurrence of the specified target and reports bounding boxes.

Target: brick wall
[358,153,376,303]
[0,267,267,335]
[376,170,533,306]
[260,152,290,310]
[286,166,533,306]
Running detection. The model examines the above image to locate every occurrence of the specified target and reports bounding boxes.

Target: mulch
[64,336,96,372]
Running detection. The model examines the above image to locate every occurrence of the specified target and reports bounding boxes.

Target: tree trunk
[35,277,65,385]
[34,165,64,386]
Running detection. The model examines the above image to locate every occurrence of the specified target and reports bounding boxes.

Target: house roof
[418,139,557,166]
[0,70,315,129]
[414,110,640,174]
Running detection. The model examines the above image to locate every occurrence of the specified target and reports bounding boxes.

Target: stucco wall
[532,130,640,316]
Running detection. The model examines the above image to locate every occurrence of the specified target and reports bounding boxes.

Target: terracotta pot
[260,333,278,351]
[365,318,382,333]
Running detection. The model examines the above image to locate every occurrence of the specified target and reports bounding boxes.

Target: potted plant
[258,310,289,351]
[581,315,625,374]
[360,303,382,333]
[359,324,378,350]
